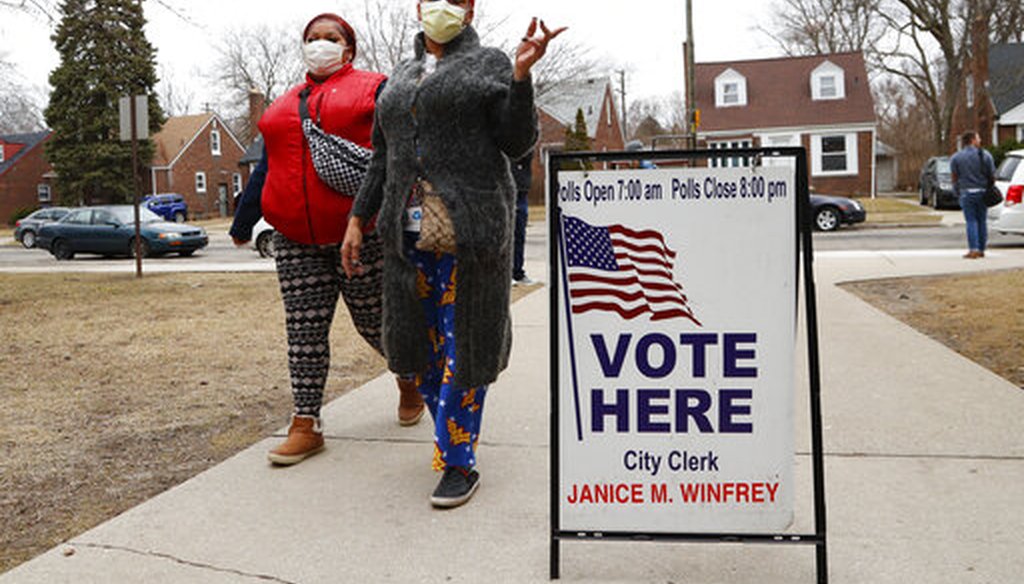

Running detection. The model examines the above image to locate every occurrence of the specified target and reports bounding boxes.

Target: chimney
[247,88,267,145]
[971,15,992,146]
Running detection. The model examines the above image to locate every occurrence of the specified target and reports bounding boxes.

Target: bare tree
[2,0,198,25]
[209,23,304,140]
[0,0,58,23]
[875,77,933,188]
[761,0,885,56]
[350,0,418,73]
[350,0,510,74]
[763,0,1024,155]
[157,64,197,117]
[528,39,604,98]
[0,60,45,133]
[990,0,1024,43]
[870,0,987,153]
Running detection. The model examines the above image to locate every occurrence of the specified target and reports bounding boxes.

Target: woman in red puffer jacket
[230,12,425,467]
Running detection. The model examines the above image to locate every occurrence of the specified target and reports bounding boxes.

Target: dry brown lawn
[0,272,539,573]
[842,268,1024,389]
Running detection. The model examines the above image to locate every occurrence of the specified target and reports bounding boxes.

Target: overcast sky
[1,0,780,111]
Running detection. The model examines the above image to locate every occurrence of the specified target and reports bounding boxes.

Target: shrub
[988,139,1024,168]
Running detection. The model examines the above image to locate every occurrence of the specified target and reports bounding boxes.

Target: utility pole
[685,0,696,150]
[617,69,628,141]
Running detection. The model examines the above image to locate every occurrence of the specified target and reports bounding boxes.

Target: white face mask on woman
[303,39,346,77]
[419,1,467,44]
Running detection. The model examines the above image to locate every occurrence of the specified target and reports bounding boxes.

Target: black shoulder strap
[977,148,993,182]
[298,86,312,122]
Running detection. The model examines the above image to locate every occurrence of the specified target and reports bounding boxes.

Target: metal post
[549,157,562,580]
[797,150,829,583]
[130,96,143,278]
[685,0,696,150]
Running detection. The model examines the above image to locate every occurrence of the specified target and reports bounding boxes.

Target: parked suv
[143,193,188,222]
[988,149,1024,235]
[13,207,70,248]
[918,156,958,209]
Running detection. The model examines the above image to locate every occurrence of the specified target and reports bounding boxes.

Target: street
[0,227,274,272]
[4,221,1024,273]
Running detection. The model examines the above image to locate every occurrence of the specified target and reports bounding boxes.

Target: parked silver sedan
[13,207,70,248]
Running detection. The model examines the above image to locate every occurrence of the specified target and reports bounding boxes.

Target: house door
[218,184,229,217]
[759,133,800,168]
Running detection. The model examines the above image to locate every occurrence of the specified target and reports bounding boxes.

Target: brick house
[0,131,55,225]
[691,52,878,197]
[953,42,1024,147]
[147,112,248,218]
[533,77,625,204]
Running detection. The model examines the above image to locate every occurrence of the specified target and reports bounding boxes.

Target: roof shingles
[695,52,875,133]
[150,113,213,167]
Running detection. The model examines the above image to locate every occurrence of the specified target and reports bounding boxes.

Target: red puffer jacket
[259,64,386,244]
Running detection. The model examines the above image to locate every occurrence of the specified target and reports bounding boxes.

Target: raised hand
[514,17,567,81]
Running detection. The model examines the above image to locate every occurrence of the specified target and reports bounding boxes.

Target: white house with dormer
[692,52,879,197]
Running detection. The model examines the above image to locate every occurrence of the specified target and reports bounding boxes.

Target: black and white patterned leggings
[273,230,384,417]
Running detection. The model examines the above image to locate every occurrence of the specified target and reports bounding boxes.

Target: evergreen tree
[44,0,165,205]
[561,108,592,170]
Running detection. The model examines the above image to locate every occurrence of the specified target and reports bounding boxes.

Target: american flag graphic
[562,215,701,325]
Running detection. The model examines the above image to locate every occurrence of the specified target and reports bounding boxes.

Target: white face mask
[419,1,467,45]
[303,39,346,77]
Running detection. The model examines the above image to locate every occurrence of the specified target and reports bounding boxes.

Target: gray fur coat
[352,27,538,388]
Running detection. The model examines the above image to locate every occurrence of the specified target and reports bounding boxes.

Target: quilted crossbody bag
[414,180,457,254]
[298,87,372,197]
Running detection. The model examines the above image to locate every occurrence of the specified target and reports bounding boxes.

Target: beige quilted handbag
[414,181,457,254]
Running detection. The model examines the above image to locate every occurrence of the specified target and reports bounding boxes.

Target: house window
[1018,125,1024,141]
[819,75,837,98]
[709,139,752,168]
[37,184,52,203]
[232,173,242,195]
[811,133,858,176]
[606,96,612,127]
[195,171,207,194]
[811,61,845,100]
[714,68,748,108]
[721,83,739,105]
[0,145,5,163]
[210,129,222,156]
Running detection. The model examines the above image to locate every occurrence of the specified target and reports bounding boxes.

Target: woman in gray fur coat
[343,0,564,508]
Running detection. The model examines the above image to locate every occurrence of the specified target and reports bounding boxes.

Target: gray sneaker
[430,466,480,508]
[512,275,536,286]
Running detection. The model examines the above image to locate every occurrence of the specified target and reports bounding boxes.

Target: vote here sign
[555,165,796,534]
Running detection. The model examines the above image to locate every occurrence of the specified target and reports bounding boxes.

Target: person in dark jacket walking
[950,130,997,259]
[230,12,425,467]
[511,149,534,285]
[342,0,564,507]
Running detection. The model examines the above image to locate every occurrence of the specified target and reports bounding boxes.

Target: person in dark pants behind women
[950,130,997,259]
[511,149,534,285]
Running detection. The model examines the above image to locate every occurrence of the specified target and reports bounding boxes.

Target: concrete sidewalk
[3,241,1024,583]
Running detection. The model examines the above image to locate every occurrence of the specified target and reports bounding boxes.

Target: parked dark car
[13,207,70,248]
[36,205,208,260]
[918,156,958,209]
[810,194,866,231]
[142,193,188,222]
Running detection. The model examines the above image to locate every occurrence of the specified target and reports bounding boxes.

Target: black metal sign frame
[547,147,827,583]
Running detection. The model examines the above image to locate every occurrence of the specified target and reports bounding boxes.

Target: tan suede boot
[267,415,324,465]
[397,376,426,426]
